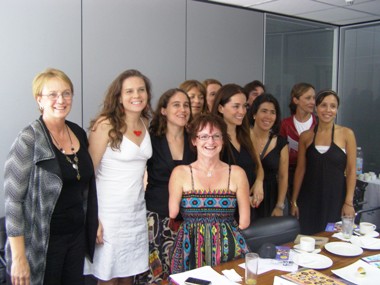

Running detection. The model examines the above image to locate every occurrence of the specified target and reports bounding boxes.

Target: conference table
[212,231,380,284]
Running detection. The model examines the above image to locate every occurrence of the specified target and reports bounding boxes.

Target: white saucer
[324,241,363,256]
[293,253,333,269]
[350,236,380,250]
[354,228,380,238]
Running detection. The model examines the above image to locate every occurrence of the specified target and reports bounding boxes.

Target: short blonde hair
[32,68,73,100]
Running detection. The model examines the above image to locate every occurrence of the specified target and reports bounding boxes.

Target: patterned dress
[170,165,249,274]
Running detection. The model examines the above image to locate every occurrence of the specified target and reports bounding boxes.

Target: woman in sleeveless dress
[211,84,264,211]
[248,94,289,217]
[84,70,152,284]
[169,113,250,274]
[290,90,357,235]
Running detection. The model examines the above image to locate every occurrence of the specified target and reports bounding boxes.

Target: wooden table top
[212,231,380,284]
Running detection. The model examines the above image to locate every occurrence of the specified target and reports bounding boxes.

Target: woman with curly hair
[84,69,152,285]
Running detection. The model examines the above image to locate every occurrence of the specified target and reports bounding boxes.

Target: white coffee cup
[300,237,315,252]
[360,222,377,235]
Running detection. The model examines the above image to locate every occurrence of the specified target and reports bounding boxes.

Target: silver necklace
[50,125,81,181]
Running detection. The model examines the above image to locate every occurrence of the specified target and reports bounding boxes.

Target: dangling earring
[39,105,44,111]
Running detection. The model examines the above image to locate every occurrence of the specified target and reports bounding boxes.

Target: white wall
[0,0,265,217]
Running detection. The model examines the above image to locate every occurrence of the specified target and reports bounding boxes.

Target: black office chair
[242,216,300,252]
[354,206,380,227]
[0,217,6,284]
[353,180,368,212]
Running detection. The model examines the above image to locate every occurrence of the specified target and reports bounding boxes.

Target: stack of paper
[169,266,240,285]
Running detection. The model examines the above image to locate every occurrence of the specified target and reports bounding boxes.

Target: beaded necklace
[49,125,81,180]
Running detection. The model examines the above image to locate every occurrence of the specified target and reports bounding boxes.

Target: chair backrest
[353,180,368,212]
[241,216,300,252]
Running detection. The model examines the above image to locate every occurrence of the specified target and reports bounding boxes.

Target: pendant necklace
[50,125,81,181]
[206,170,212,177]
[133,130,142,136]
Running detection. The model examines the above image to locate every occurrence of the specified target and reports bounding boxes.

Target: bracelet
[290,201,298,207]
[275,203,285,210]
[344,202,354,207]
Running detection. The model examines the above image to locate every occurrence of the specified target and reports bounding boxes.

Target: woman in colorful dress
[169,113,250,273]
[84,69,152,285]
[248,94,289,217]
[290,90,357,234]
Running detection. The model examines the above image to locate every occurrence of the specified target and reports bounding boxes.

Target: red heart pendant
[133,130,142,136]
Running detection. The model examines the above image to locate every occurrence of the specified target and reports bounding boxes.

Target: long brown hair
[211,83,259,172]
[289,82,315,115]
[90,69,152,150]
[149,88,192,137]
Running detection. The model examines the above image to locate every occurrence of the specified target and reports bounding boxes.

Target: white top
[294,116,313,135]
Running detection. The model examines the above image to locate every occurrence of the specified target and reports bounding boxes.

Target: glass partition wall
[339,23,380,173]
[264,14,380,173]
[264,14,337,119]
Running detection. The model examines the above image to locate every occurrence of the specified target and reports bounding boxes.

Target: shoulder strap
[227,165,231,190]
[260,133,273,160]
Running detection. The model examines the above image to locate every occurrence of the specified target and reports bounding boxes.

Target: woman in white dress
[84,69,152,285]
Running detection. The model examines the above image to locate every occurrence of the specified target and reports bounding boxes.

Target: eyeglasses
[41,91,73,101]
[196,134,223,141]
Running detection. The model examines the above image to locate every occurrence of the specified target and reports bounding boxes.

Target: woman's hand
[96,220,104,244]
[290,204,299,219]
[250,181,264,208]
[342,203,355,218]
[11,256,30,285]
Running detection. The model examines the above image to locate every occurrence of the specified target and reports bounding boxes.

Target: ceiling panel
[207,0,380,25]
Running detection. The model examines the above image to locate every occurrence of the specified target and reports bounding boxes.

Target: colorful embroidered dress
[170,165,249,274]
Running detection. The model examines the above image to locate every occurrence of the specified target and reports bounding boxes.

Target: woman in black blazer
[143,88,195,284]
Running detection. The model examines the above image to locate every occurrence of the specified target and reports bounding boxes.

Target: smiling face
[217,93,247,127]
[188,87,205,116]
[206,83,221,111]
[37,77,73,121]
[294,87,316,115]
[161,91,191,128]
[254,102,276,132]
[120,76,148,113]
[316,94,338,123]
[192,123,223,158]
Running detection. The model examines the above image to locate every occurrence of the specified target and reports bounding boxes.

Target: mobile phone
[184,277,211,285]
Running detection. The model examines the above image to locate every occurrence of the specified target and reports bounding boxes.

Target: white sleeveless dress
[84,130,152,280]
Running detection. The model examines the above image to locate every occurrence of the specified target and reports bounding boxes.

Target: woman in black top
[143,88,195,283]
[212,84,264,210]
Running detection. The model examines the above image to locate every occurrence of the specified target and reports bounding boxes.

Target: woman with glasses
[290,90,357,234]
[4,68,98,285]
[169,113,250,273]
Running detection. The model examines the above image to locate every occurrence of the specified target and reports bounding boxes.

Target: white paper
[169,266,240,285]
[332,259,380,285]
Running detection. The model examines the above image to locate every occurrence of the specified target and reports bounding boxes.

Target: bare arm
[272,144,289,217]
[234,166,251,229]
[9,236,30,285]
[251,151,264,208]
[168,166,185,219]
[291,132,310,218]
[342,128,357,217]
[88,118,111,170]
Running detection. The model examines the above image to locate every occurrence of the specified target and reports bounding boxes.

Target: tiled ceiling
[208,0,380,25]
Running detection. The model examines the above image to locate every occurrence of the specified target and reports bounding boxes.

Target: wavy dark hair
[90,69,152,150]
[211,83,259,172]
[288,82,315,115]
[149,88,192,137]
[248,93,281,135]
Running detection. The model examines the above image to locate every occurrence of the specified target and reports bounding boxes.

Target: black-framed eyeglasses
[196,134,223,141]
[41,91,73,101]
